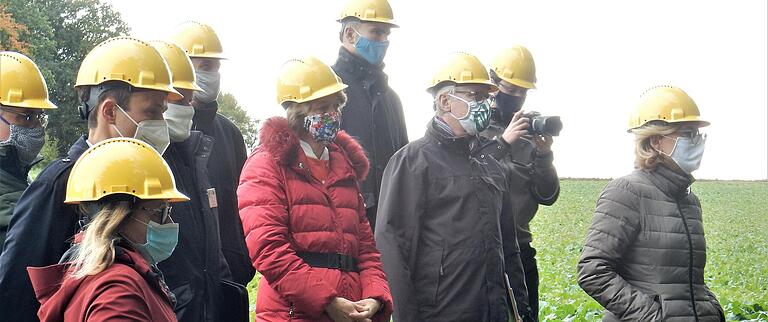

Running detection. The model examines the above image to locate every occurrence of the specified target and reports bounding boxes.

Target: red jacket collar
[258,117,370,181]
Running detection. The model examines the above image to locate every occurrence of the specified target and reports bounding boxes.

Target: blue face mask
[129,217,179,264]
[353,29,389,66]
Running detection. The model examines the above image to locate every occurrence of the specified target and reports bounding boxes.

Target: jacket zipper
[676,202,700,321]
[288,302,295,320]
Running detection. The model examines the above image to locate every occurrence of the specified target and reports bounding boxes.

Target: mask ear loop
[447,91,472,120]
[655,135,680,157]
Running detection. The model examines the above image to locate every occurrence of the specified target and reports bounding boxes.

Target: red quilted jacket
[238,117,393,322]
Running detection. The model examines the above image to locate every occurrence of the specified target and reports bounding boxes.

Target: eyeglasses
[452,90,490,102]
[665,129,706,144]
[141,203,173,224]
[0,107,48,127]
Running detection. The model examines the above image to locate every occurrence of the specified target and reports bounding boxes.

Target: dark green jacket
[0,144,34,252]
[577,163,724,322]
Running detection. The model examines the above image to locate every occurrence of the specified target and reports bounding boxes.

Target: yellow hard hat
[427,52,498,94]
[277,56,348,106]
[149,40,203,92]
[338,0,398,27]
[0,51,57,109]
[75,37,182,101]
[628,85,710,131]
[491,45,537,89]
[169,21,225,59]
[65,138,189,204]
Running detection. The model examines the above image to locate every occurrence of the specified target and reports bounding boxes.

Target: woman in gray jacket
[577,86,724,322]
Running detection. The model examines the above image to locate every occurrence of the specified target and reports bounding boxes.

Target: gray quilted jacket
[577,163,724,322]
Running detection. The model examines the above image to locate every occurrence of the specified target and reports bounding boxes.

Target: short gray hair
[432,84,455,115]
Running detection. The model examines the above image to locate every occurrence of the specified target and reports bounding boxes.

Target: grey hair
[339,19,362,43]
[630,121,681,170]
[284,91,348,133]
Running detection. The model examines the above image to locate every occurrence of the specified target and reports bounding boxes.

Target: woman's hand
[348,298,381,321]
[325,297,358,322]
[501,110,529,144]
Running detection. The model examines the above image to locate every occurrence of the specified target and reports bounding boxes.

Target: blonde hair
[631,121,681,170]
[70,200,133,279]
[284,91,348,133]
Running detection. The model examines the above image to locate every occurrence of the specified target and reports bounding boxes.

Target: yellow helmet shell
[75,37,182,101]
[169,21,225,59]
[338,0,398,27]
[149,40,203,92]
[65,138,189,204]
[628,85,710,131]
[0,51,57,109]
[491,45,537,89]
[276,56,348,106]
[427,52,498,94]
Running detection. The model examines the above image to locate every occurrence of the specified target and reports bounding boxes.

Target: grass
[245,179,768,321]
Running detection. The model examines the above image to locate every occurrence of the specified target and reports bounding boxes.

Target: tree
[1,0,130,156]
[217,92,259,149]
[0,3,29,54]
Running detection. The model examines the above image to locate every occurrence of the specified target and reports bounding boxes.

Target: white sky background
[110,0,767,180]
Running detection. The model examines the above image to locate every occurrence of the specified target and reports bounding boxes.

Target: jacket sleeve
[355,194,393,322]
[0,164,79,321]
[85,272,155,321]
[374,149,424,321]
[530,150,560,206]
[501,178,532,320]
[237,152,338,317]
[577,179,662,321]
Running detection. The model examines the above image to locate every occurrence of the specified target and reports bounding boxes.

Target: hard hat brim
[64,189,190,204]
[279,83,348,106]
[427,80,499,95]
[1,98,58,110]
[187,52,227,60]
[627,118,711,132]
[173,80,204,92]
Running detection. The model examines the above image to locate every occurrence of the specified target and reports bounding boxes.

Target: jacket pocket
[170,281,195,313]
[414,248,444,306]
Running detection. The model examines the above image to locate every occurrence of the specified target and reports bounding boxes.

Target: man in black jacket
[333,0,408,230]
[170,22,254,287]
[375,52,533,322]
[0,37,231,322]
[481,45,560,321]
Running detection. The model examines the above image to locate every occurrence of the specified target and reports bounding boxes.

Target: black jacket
[0,137,86,322]
[480,120,560,244]
[375,120,530,322]
[332,47,408,211]
[0,133,233,322]
[0,144,37,252]
[192,102,254,286]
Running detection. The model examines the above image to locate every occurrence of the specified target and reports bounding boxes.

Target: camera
[522,111,562,137]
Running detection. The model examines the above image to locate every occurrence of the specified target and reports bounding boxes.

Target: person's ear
[99,97,118,125]
[437,93,453,113]
[344,26,357,44]
[650,135,663,151]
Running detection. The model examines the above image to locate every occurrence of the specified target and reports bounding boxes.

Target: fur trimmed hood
[258,117,370,180]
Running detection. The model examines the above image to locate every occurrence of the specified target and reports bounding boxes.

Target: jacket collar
[425,118,474,154]
[192,101,219,133]
[643,162,695,199]
[334,47,386,80]
[258,116,370,181]
[66,135,90,161]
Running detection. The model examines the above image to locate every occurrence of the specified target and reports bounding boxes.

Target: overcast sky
[109,0,767,180]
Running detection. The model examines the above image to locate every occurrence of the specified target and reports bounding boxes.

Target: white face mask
[660,133,707,174]
[193,71,221,103]
[164,103,195,142]
[113,105,170,155]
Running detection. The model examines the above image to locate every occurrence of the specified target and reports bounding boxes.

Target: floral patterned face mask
[303,111,341,144]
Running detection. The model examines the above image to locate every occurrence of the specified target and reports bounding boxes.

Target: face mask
[493,91,525,125]
[0,124,45,165]
[193,70,221,103]
[129,217,179,264]
[353,29,389,66]
[448,94,491,135]
[113,105,170,155]
[304,111,341,144]
[164,103,195,142]
[660,134,707,174]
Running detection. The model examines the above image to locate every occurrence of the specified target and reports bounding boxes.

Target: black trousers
[519,242,539,321]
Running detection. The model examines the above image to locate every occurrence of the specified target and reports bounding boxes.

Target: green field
[247,179,768,321]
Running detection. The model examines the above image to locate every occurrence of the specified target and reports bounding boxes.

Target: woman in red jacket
[238,56,393,322]
[27,138,187,321]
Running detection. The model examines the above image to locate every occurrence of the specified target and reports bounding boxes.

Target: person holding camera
[376,52,532,322]
[481,45,561,321]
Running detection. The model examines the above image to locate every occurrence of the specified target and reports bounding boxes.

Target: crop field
[247,179,768,321]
